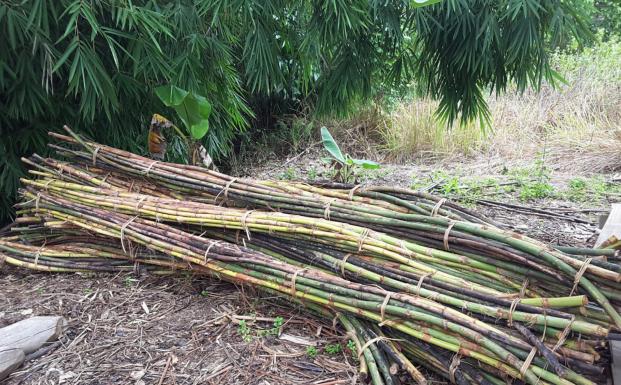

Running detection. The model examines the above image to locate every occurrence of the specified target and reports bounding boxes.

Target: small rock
[130,369,145,380]
[58,371,76,383]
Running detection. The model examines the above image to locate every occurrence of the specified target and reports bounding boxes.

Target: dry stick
[337,314,381,385]
[514,323,566,377]
[383,338,427,385]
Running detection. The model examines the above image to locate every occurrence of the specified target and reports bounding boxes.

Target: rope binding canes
[508,278,530,325]
[92,146,101,166]
[33,243,46,266]
[431,198,447,217]
[507,298,521,327]
[339,253,352,277]
[142,160,159,176]
[215,177,238,205]
[520,347,537,379]
[119,215,139,253]
[348,185,362,201]
[357,336,397,360]
[443,221,456,251]
[204,241,223,264]
[449,354,461,384]
[415,272,432,296]
[134,196,147,211]
[323,199,337,221]
[380,291,395,322]
[570,257,592,296]
[551,315,576,352]
[240,210,255,240]
[357,228,370,253]
[290,268,308,298]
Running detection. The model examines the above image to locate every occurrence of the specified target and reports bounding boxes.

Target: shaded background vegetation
[0,0,614,224]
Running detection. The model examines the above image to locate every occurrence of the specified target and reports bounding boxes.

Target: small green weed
[279,167,298,181]
[238,320,252,342]
[565,178,589,202]
[410,176,429,191]
[306,346,318,358]
[307,166,318,182]
[200,289,209,297]
[244,316,285,339]
[346,339,357,359]
[563,176,621,203]
[273,316,284,328]
[510,159,556,202]
[324,343,342,355]
[270,316,284,336]
[441,176,461,196]
[519,181,555,201]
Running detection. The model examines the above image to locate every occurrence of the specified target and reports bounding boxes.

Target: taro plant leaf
[155,85,212,140]
[320,126,346,164]
[195,94,212,117]
[191,119,210,140]
[351,158,380,169]
[155,85,188,107]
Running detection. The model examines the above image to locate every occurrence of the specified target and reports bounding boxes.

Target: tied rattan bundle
[2,126,620,385]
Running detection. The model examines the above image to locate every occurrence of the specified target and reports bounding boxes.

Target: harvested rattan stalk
[1,126,617,385]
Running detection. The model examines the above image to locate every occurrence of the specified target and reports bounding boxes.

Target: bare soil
[0,270,358,385]
[245,146,619,247]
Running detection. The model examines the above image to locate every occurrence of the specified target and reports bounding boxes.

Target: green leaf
[155,84,212,140]
[351,158,380,169]
[320,127,345,163]
[549,69,569,86]
[195,95,212,118]
[410,0,443,8]
[155,85,188,107]
[190,119,209,140]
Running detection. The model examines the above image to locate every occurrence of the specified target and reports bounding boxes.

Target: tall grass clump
[379,101,487,163]
[379,37,621,169]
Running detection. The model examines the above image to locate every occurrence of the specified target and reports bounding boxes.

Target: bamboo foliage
[0,0,592,223]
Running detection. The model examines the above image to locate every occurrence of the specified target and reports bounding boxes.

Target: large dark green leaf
[190,119,209,140]
[155,85,212,140]
[155,85,188,107]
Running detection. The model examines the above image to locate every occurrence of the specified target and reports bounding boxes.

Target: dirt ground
[247,147,618,247]
[1,151,619,385]
[0,269,358,385]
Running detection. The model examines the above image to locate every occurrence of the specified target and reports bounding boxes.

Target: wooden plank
[612,341,621,385]
[0,348,25,380]
[0,316,66,354]
[596,204,621,248]
[603,204,621,384]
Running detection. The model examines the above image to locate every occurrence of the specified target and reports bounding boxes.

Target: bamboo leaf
[410,0,443,8]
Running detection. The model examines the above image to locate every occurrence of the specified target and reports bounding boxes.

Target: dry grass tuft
[377,38,621,171]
